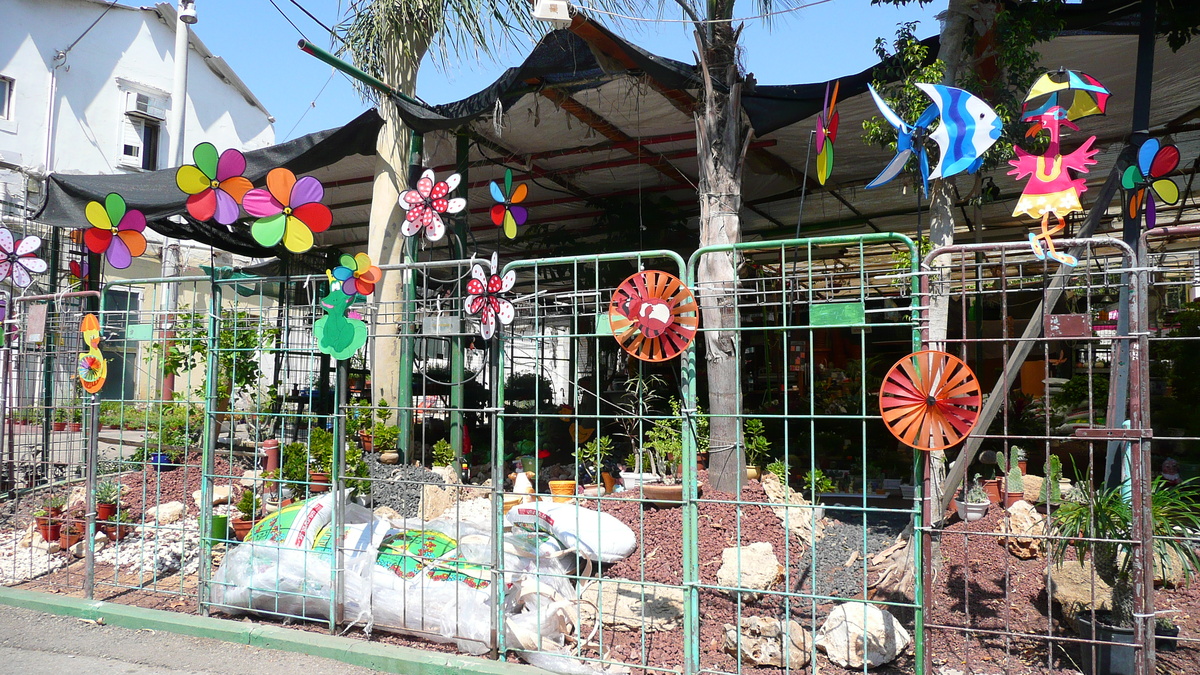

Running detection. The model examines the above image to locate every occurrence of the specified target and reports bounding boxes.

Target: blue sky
[193,0,944,142]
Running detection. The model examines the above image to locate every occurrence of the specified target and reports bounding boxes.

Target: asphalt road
[0,604,378,674]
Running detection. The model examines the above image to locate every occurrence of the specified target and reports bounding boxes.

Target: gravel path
[364,456,443,518]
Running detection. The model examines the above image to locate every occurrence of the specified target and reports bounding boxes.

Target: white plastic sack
[506,501,636,563]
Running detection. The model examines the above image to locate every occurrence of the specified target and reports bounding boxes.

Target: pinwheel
[815,80,839,185]
[0,227,48,288]
[489,169,529,239]
[243,168,332,253]
[608,270,698,362]
[465,252,515,340]
[399,169,465,242]
[1122,137,1181,230]
[175,142,253,224]
[879,350,981,452]
[78,313,107,393]
[69,260,89,289]
[84,193,147,270]
[1022,70,1110,126]
[329,252,382,297]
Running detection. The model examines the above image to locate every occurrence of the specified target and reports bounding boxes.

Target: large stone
[724,616,811,669]
[379,452,401,465]
[17,523,35,548]
[580,580,684,632]
[192,485,234,508]
[995,500,1046,559]
[149,501,186,524]
[717,542,783,600]
[1047,560,1111,623]
[417,483,456,520]
[373,505,402,523]
[431,465,461,485]
[65,486,87,510]
[240,470,261,487]
[760,473,822,545]
[1022,474,1044,503]
[815,603,911,669]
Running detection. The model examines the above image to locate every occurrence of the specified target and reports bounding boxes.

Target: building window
[0,77,12,120]
[119,90,167,171]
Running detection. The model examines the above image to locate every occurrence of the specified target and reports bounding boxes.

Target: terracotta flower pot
[309,472,331,493]
[1003,491,1023,508]
[358,430,373,452]
[52,422,67,432]
[230,517,259,542]
[68,422,82,432]
[96,502,117,521]
[745,465,761,481]
[59,526,83,549]
[982,479,1003,505]
[1017,460,1027,475]
[35,517,61,544]
[548,480,577,503]
[103,523,134,541]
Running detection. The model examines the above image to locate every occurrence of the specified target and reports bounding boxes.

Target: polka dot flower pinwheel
[175,142,253,225]
[465,252,516,340]
[243,168,332,254]
[399,169,465,242]
[85,193,147,270]
[0,226,48,288]
[329,252,382,298]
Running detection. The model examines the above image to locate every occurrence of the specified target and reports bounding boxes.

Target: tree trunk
[694,30,751,495]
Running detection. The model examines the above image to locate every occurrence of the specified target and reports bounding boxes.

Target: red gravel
[117,452,237,521]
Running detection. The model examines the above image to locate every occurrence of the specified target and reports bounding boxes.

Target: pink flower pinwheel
[399,169,465,242]
[175,142,252,225]
[243,168,332,254]
[465,252,516,340]
[0,226,48,288]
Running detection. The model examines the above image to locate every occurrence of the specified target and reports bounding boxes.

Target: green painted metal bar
[396,132,423,463]
[39,227,61,470]
[199,277,223,615]
[296,40,422,107]
[332,359,348,632]
[449,130,469,472]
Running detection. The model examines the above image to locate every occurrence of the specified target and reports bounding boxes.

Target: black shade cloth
[35,110,382,257]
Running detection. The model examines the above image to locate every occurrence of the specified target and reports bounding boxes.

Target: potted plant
[52,408,68,432]
[1012,445,1028,474]
[95,481,120,521]
[59,521,84,549]
[1049,475,1200,674]
[370,423,400,464]
[577,435,614,494]
[103,511,135,541]
[307,427,335,492]
[44,494,65,517]
[742,418,771,481]
[1038,455,1064,508]
[231,489,261,541]
[32,509,60,543]
[431,438,455,467]
[954,475,991,522]
[802,469,834,520]
[1002,450,1024,507]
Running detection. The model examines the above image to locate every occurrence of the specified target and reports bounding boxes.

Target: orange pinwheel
[879,351,981,451]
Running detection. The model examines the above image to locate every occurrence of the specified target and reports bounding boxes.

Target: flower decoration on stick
[489,169,528,239]
[84,193,147,270]
[465,252,516,340]
[78,313,107,394]
[399,169,465,242]
[328,252,382,298]
[815,80,840,185]
[175,142,253,224]
[69,260,89,289]
[0,227,48,288]
[1122,138,1181,230]
[243,168,332,253]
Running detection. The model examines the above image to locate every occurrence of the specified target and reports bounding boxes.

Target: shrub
[432,438,455,467]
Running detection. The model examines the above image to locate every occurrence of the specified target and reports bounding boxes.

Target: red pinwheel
[69,260,89,289]
[489,169,528,239]
[879,351,981,452]
[1122,138,1181,230]
[84,193,147,270]
[243,168,332,253]
[175,142,253,224]
[399,169,465,242]
[608,271,698,362]
[465,252,515,340]
[0,227,48,288]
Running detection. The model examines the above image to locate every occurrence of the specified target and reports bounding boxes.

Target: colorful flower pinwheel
[69,260,89,289]
[329,252,382,297]
[465,252,516,340]
[0,227,48,288]
[399,169,465,242]
[489,169,528,239]
[243,168,332,253]
[175,142,253,225]
[1122,138,1181,230]
[84,193,147,270]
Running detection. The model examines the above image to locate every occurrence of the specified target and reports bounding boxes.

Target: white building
[0,0,274,218]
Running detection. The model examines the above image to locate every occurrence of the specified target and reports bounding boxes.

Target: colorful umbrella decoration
[1022,70,1110,127]
[243,168,332,253]
[78,313,107,394]
[608,270,698,362]
[175,142,253,224]
[879,350,981,452]
[0,227,48,288]
[329,252,382,298]
[84,193,147,270]
[399,169,465,242]
[1122,137,1181,230]
[489,169,529,239]
[69,260,89,289]
[314,287,367,360]
[815,80,839,185]
[464,252,515,340]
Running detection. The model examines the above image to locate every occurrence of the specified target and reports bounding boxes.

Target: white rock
[65,487,87,510]
[150,501,186,524]
[69,540,85,558]
[30,536,61,554]
[580,580,684,632]
[717,542,783,599]
[723,616,811,668]
[240,470,261,487]
[995,500,1046,560]
[192,486,235,508]
[815,603,911,669]
[17,523,35,548]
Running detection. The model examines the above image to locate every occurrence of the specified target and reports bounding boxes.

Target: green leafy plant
[432,438,455,467]
[95,481,120,505]
[803,469,835,498]
[1039,455,1063,504]
[965,475,989,504]
[302,427,371,496]
[765,460,788,484]
[371,423,400,454]
[578,435,613,470]
[43,494,65,512]
[1050,474,1200,627]
[236,489,260,521]
[742,418,771,468]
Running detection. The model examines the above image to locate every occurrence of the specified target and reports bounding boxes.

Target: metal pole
[332,359,348,631]
[83,391,100,599]
[396,133,422,463]
[449,130,468,474]
[296,40,422,107]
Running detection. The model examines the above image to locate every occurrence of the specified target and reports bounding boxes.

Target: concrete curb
[0,586,543,675]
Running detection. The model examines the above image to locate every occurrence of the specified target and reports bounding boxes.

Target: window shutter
[118,116,143,168]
